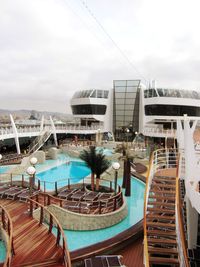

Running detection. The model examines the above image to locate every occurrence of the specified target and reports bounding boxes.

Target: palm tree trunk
[91,172,95,191]
[96,177,100,191]
[125,160,131,196]
[122,159,127,188]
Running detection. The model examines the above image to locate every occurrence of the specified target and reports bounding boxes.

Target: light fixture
[26,166,36,176]
[112,162,120,171]
[0,154,2,160]
[112,162,120,194]
[30,157,38,166]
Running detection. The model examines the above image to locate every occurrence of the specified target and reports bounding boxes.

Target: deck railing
[34,189,123,215]
[0,205,14,267]
[28,198,71,267]
[175,157,190,267]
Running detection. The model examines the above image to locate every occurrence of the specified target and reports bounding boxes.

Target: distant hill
[0,109,74,123]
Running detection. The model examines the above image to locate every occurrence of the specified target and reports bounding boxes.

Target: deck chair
[82,191,100,202]
[18,189,40,202]
[84,255,125,267]
[57,188,78,199]
[0,185,17,198]
[71,190,87,201]
[96,255,125,267]
[4,187,28,200]
[62,200,80,212]
[98,193,112,200]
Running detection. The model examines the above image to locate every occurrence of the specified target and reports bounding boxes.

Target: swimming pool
[37,161,91,190]
[63,177,145,251]
[34,154,144,251]
[0,166,10,174]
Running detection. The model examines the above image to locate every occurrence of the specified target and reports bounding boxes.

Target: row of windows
[144,88,200,100]
[145,104,200,116]
[72,90,109,99]
[71,105,107,115]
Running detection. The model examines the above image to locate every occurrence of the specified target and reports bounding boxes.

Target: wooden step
[153,178,176,183]
[151,184,176,190]
[150,189,176,195]
[149,256,179,265]
[148,195,175,201]
[147,238,177,245]
[148,201,175,207]
[147,222,175,229]
[147,229,176,237]
[155,176,176,180]
[147,214,175,221]
[152,183,176,189]
[148,246,178,255]
[147,207,175,214]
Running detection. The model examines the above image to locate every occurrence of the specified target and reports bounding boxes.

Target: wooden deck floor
[118,238,144,267]
[0,199,64,266]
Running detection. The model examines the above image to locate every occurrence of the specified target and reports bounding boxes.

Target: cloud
[1,0,200,113]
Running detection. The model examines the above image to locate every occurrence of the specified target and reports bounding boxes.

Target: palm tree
[79,146,110,191]
[79,146,96,191]
[115,142,134,196]
[94,152,110,191]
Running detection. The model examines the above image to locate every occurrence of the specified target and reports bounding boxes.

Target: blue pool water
[37,161,91,190]
[64,177,145,251]
[0,166,9,174]
[0,240,6,262]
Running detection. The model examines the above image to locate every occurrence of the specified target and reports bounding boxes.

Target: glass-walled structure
[113,80,141,141]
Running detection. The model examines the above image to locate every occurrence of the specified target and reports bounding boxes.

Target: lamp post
[112,162,120,195]
[126,128,130,147]
[26,166,36,195]
[29,157,38,193]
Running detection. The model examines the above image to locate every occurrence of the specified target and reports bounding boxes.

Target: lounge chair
[84,255,125,267]
[62,200,80,212]
[0,185,16,198]
[98,193,112,200]
[57,188,78,199]
[71,190,87,201]
[18,189,40,202]
[4,187,28,200]
[82,191,100,202]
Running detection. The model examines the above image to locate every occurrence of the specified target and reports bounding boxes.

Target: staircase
[28,130,51,154]
[146,174,179,266]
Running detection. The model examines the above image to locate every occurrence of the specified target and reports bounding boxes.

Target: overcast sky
[1,0,200,113]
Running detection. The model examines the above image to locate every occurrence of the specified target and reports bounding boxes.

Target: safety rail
[143,152,153,267]
[0,205,14,267]
[175,156,190,267]
[28,130,52,154]
[0,173,121,196]
[28,198,71,267]
[33,189,123,215]
[143,148,188,267]
[0,153,25,165]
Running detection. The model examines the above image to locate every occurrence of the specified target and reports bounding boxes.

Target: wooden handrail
[143,152,153,267]
[0,204,14,267]
[28,198,71,267]
[175,156,190,267]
